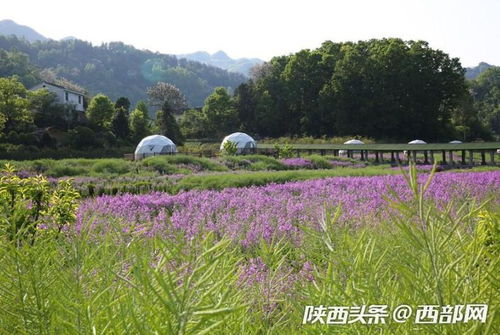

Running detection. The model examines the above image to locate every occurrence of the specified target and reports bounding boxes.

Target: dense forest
[0,35,246,107]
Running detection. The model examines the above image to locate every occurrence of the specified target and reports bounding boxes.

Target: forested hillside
[0,35,246,106]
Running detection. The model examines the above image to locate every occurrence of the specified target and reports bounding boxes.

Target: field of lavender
[0,164,499,334]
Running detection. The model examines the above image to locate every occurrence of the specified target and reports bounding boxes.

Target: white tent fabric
[340,139,364,154]
[220,132,256,153]
[449,140,462,144]
[134,135,176,160]
[408,139,427,144]
[344,139,365,145]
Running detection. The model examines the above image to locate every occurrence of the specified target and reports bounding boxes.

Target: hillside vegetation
[0,35,246,107]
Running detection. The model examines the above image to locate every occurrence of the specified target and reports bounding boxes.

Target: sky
[1,0,499,67]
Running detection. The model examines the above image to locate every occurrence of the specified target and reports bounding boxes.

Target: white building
[31,81,85,112]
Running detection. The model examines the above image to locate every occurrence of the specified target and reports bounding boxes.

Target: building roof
[38,81,85,95]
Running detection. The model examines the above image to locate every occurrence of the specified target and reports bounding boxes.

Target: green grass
[175,166,396,192]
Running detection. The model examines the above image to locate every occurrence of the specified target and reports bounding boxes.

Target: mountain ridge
[178,50,263,77]
[0,19,48,42]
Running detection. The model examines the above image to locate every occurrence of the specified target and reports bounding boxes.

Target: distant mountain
[0,19,47,42]
[465,62,495,80]
[179,50,263,77]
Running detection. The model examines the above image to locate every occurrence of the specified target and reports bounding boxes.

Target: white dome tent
[220,132,256,154]
[344,139,365,145]
[134,135,176,160]
[408,139,427,144]
[340,139,364,154]
[449,140,462,144]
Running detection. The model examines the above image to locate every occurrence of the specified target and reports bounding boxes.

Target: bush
[141,156,180,175]
[47,165,88,177]
[0,164,80,242]
[222,155,285,171]
[91,159,130,175]
[221,140,238,156]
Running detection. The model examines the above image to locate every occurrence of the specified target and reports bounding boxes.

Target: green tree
[0,77,32,134]
[0,49,39,88]
[156,102,183,145]
[29,88,69,129]
[129,101,150,141]
[115,97,131,114]
[471,67,500,135]
[111,107,130,139]
[179,108,207,139]
[85,93,115,129]
[202,87,238,138]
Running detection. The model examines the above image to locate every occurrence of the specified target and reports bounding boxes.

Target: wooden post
[375,151,379,163]
[412,151,417,164]
[461,150,466,165]
[360,150,365,161]
[429,151,434,164]
[442,150,446,164]
[396,151,400,163]
[391,151,395,164]
[469,150,473,165]
[380,152,384,163]
[491,151,495,165]
[481,151,486,165]
[424,151,429,164]
[449,151,454,165]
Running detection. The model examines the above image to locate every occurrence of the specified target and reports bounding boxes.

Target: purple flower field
[77,171,500,247]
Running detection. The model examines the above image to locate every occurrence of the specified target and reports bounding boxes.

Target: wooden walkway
[256,142,500,165]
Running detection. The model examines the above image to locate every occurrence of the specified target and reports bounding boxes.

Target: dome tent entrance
[220,132,256,154]
[135,135,176,160]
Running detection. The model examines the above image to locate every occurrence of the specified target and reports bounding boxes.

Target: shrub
[141,156,180,175]
[91,159,130,175]
[221,140,238,156]
[47,165,88,177]
[0,164,80,242]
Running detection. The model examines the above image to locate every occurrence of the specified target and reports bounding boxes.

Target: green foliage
[0,49,39,88]
[91,159,130,175]
[156,102,184,145]
[0,36,246,107]
[141,156,180,175]
[0,164,79,242]
[114,96,131,112]
[236,39,472,141]
[67,126,99,149]
[29,88,69,129]
[85,93,115,129]
[0,76,32,134]
[179,108,207,139]
[274,143,294,158]
[221,154,285,171]
[471,66,500,136]
[202,87,238,138]
[175,166,394,192]
[129,100,151,141]
[221,140,238,156]
[111,106,130,139]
